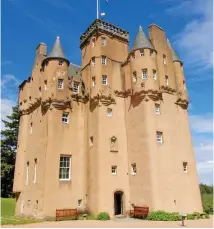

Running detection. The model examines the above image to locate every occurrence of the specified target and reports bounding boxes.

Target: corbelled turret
[167,39,182,64]
[132,26,155,51]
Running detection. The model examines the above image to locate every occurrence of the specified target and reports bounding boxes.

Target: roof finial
[57,36,60,40]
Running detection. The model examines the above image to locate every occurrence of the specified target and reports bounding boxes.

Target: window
[153,70,157,80]
[165,76,169,86]
[110,136,118,152]
[156,131,163,144]
[163,55,166,65]
[92,38,96,47]
[59,156,71,180]
[30,123,33,134]
[58,79,63,89]
[111,166,117,175]
[25,162,29,185]
[33,159,37,184]
[91,57,95,66]
[29,96,31,101]
[107,108,112,117]
[155,104,160,115]
[45,61,49,67]
[89,136,93,146]
[101,56,107,65]
[142,69,148,79]
[78,199,82,207]
[92,76,96,87]
[44,80,47,90]
[73,82,79,93]
[131,53,135,59]
[102,75,108,85]
[150,50,154,56]
[183,80,186,90]
[133,71,137,83]
[62,112,69,124]
[131,163,137,175]
[183,162,188,173]
[140,49,144,56]
[59,60,63,66]
[101,37,106,46]
[39,87,41,96]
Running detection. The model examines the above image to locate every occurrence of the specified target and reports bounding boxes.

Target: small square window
[142,69,148,79]
[133,71,137,83]
[62,112,69,124]
[59,60,63,66]
[78,199,82,207]
[155,104,160,115]
[58,79,63,89]
[101,37,106,46]
[107,108,112,117]
[156,131,163,144]
[44,80,47,90]
[91,57,95,66]
[59,156,71,180]
[89,136,93,146]
[73,82,79,93]
[165,76,169,86]
[102,75,108,85]
[111,166,117,175]
[140,49,144,56]
[101,56,107,65]
[92,77,96,87]
[183,162,188,173]
[163,55,167,65]
[153,70,157,80]
[131,163,137,175]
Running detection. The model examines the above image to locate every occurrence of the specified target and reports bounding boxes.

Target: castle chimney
[36,42,47,57]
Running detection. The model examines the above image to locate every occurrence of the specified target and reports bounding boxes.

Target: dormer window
[101,56,107,65]
[142,69,148,79]
[58,79,63,89]
[92,37,96,47]
[163,55,167,65]
[91,57,95,66]
[133,71,137,83]
[73,82,79,93]
[59,60,63,66]
[101,37,106,46]
[140,49,144,56]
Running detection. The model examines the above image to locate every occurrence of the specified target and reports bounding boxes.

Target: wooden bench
[56,208,78,221]
[130,206,149,218]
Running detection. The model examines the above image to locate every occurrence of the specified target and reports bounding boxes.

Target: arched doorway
[114,191,124,215]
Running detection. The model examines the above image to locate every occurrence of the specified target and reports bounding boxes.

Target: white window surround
[155,104,160,115]
[33,159,37,184]
[58,79,63,89]
[183,162,188,173]
[153,70,157,80]
[107,108,112,117]
[25,162,29,185]
[101,56,107,65]
[156,131,163,144]
[102,75,108,85]
[59,156,71,181]
[131,163,137,175]
[73,82,79,93]
[111,166,117,175]
[142,69,148,79]
[62,112,69,124]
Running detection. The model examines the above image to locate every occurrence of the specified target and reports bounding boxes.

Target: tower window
[101,37,106,46]
[91,57,95,66]
[89,136,93,146]
[58,79,63,89]
[156,131,163,144]
[111,166,117,175]
[44,80,47,90]
[107,108,112,117]
[59,155,71,180]
[62,112,69,124]
[25,162,29,185]
[140,49,144,56]
[133,71,137,83]
[155,104,160,115]
[165,76,169,86]
[92,37,96,47]
[92,76,96,87]
[30,122,33,134]
[59,60,63,66]
[183,162,188,173]
[101,56,107,65]
[131,163,137,175]
[73,82,79,93]
[78,199,82,207]
[102,75,108,85]
[39,87,41,96]
[153,70,157,80]
[183,80,186,90]
[142,69,148,79]
[163,55,167,65]
[33,158,37,184]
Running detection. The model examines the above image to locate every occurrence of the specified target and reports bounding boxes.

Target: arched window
[110,136,118,152]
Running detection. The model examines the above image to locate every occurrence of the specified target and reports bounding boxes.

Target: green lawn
[1,198,41,225]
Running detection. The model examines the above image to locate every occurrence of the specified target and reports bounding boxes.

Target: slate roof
[132,26,155,51]
[167,39,182,63]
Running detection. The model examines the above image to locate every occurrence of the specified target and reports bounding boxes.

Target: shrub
[97,212,110,220]
[146,211,181,221]
[204,214,210,219]
[187,214,195,220]
[192,212,201,219]
[202,194,213,214]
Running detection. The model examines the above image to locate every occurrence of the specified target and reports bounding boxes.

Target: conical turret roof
[132,26,155,51]
[45,36,69,63]
[167,39,182,63]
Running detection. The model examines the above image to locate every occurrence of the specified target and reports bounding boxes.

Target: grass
[1,198,42,225]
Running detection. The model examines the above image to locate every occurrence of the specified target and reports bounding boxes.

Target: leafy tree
[1,105,20,197]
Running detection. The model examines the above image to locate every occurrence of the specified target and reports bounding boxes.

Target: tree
[1,104,20,197]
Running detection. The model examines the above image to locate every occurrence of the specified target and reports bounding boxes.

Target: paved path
[2,216,213,228]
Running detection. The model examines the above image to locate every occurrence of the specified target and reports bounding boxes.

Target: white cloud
[189,114,213,133]
[1,61,12,66]
[197,160,213,185]
[1,99,16,131]
[1,74,19,88]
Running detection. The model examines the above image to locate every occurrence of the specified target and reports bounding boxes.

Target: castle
[13,19,203,219]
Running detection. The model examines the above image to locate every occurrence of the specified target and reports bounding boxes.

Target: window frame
[101,37,106,46]
[153,70,157,80]
[107,108,112,117]
[73,82,79,93]
[165,75,169,86]
[92,37,96,47]
[59,60,63,66]
[102,75,108,85]
[58,79,64,89]
[142,69,148,80]
[111,166,117,175]
[133,71,137,83]
[33,159,37,184]
[25,162,29,185]
[140,49,145,56]
[155,103,160,115]
[44,80,47,90]
[163,55,167,65]
[131,163,137,175]
[183,162,188,173]
[101,56,107,65]
[59,155,71,181]
[156,131,163,144]
[92,76,96,87]
[62,112,69,124]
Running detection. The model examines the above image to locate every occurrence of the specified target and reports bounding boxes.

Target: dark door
[114,192,123,215]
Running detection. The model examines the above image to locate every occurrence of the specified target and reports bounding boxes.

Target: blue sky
[1,0,213,184]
